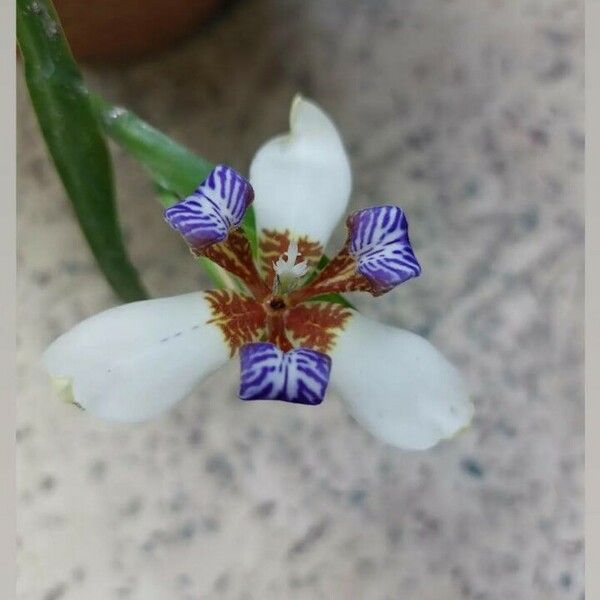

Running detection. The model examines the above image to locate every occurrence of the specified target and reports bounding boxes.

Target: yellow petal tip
[50,376,79,408]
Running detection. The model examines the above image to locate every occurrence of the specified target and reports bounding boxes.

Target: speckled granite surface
[17,1,584,598]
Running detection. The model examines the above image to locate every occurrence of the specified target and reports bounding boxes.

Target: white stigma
[273,240,309,292]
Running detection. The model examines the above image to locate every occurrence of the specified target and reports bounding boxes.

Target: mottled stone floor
[17,1,584,598]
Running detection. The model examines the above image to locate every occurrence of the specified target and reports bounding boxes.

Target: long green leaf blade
[90,93,212,198]
[17,0,147,302]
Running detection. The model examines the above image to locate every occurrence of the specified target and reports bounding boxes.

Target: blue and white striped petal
[164,165,254,251]
[238,343,331,405]
[347,205,421,294]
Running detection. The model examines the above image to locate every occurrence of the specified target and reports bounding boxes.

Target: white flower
[43,96,473,450]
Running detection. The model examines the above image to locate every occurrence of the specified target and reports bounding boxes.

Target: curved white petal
[249,95,352,249]
[330,312,473,450]
[43,293,229,423]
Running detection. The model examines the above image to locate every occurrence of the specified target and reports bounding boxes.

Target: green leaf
[16,0,147,302]
[153,183,180,210]
[307,292,355,309]
[240,207,257,257]
[90,93,213,199]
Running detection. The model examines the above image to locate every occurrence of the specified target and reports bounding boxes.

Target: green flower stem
[17,0,147,302]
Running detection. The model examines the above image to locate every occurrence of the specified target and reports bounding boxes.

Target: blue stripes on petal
[164,165,254,251]
[238,343,331,406]
[348,205,421,293]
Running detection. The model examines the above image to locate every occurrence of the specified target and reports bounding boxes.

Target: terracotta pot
[53,0,226,63]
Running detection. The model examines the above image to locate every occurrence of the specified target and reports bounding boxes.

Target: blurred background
[17,1,583,598]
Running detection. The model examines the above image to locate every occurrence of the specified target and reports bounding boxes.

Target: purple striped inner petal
[238,343,331,406]
[164,165,254,251]
[347,205,421,293]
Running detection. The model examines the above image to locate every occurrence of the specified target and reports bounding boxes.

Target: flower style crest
[43,96,473,450]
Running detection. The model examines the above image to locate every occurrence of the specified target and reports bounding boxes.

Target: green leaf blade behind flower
[307,293,355,309]
[16,0,147,302]
[90,93,213,199]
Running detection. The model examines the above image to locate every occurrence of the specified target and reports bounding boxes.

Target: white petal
[330,312,473,450]
[249,95,352,249]
[43,293,230,423]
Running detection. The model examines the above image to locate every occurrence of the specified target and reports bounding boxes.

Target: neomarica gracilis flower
[43,96,473,450]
